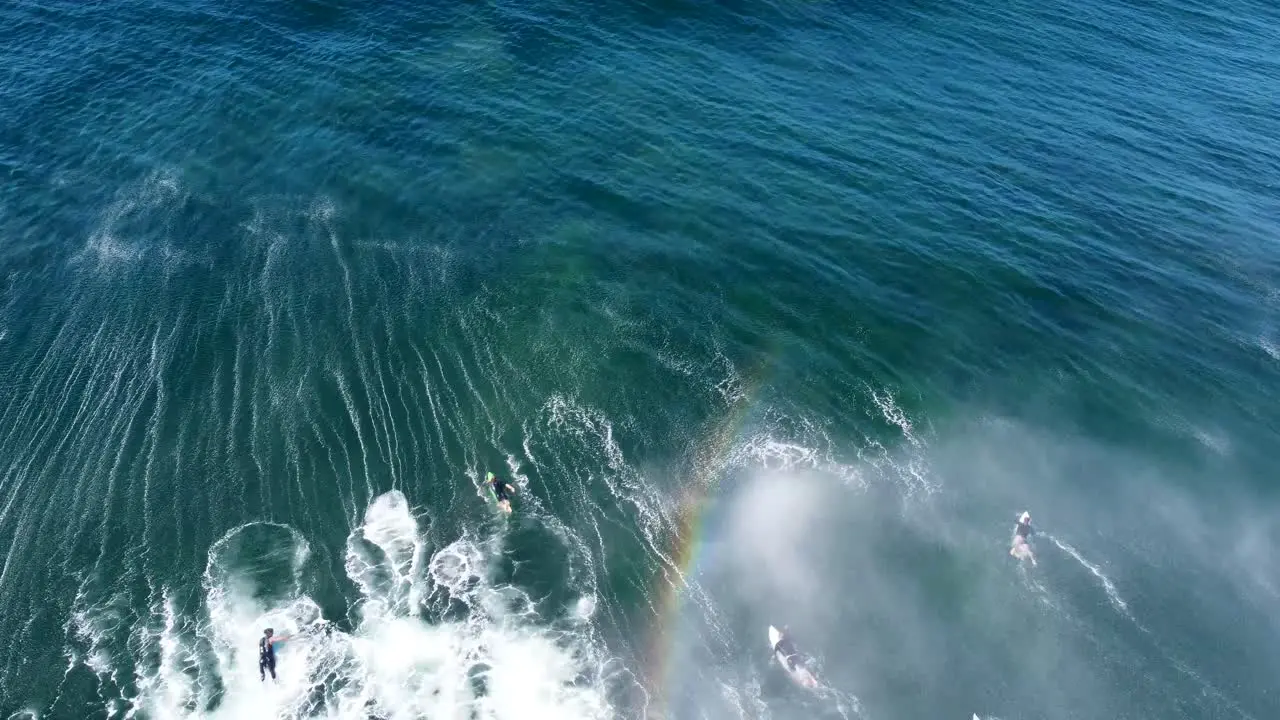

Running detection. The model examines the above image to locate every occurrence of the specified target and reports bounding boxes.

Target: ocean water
[1,0,1279,717]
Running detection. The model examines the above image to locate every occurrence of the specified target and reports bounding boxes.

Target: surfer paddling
[772,627,800,671]
[769,625,818,688]
[488,472,516,514]
[1010,511,1036,566]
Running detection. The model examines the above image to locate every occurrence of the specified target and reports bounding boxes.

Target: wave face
[2,0,1279,718]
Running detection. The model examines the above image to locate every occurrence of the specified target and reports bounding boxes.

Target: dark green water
[1,0,1278,718]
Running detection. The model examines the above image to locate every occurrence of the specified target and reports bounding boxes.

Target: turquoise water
[1,0,1279,717]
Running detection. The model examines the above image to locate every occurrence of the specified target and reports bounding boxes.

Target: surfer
[772,626,800,671]
[1010,511,1036,566]
[769,625,818,688]
[258,627,289,681]
[489,473,516,513]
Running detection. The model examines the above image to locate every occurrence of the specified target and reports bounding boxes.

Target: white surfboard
[768,625,818,688]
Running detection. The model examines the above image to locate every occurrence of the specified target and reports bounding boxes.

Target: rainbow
[643,353,774,716]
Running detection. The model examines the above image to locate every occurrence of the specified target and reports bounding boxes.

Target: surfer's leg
[1010,539,1036,564]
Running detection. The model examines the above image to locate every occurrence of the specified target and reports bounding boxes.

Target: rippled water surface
[1,0,1278,718]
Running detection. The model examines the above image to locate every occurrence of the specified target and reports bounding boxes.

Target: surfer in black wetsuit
[259,627,289,681]
[1010,511,1036,565]
[489,473,516,512]
[1014,512,1033,540]
[773,627,799,671]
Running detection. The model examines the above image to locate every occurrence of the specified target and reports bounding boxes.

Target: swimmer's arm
[505,484,516,493]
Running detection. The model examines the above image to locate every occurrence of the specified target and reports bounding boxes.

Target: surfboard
[768,625,817,688]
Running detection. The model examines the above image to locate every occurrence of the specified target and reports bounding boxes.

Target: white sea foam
[1258,335,1280,361]
[868,386,921,448]
[543,395,626,473]
[539,394,675,574]
[75,169,202,273]
[572,595,597,623]
[66,492,615,719]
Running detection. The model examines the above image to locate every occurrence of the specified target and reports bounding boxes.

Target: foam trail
[868,386,921,448]
[1046,535,1133,619]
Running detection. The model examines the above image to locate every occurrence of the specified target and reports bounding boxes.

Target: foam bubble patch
[95,493,617,719]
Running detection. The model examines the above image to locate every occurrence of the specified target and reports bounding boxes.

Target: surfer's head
[264,627,274,637]
[1019,512,1031,525]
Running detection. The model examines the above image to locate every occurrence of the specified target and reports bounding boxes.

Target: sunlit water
[1,0,1278,718]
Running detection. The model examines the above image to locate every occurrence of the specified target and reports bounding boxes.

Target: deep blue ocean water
[1,0,1278,718]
